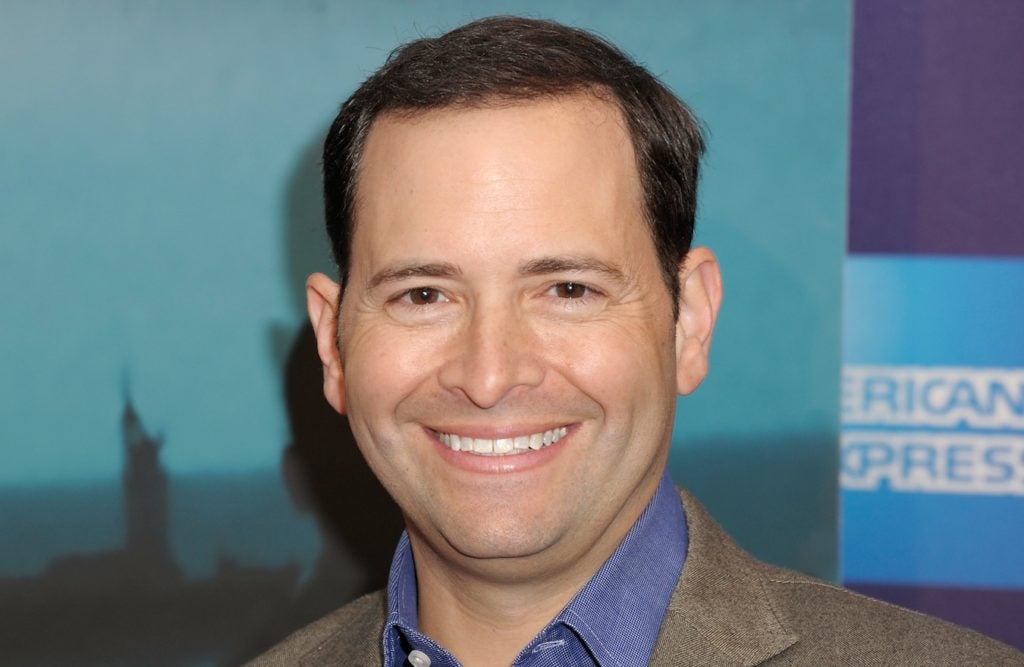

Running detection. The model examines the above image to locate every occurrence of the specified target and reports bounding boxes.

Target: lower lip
[428,426,575,474]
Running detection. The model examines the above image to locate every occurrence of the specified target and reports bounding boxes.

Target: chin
[439,516,566,562]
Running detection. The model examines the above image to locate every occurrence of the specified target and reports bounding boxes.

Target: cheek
[343,328,434,416]
[342,322,465,456]
[546,320,676,411]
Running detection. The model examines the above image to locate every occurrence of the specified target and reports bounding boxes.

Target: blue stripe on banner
[844,255,1024,367]
[842,489,1024,588]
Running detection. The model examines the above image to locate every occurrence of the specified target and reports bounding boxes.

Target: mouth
[430,426,570,456]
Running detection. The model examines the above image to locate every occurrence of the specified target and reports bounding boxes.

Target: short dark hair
[323,16,705,308]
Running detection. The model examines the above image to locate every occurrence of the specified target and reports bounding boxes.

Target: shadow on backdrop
[229,325,404,665]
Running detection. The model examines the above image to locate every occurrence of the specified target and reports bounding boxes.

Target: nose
[437,301,545,409]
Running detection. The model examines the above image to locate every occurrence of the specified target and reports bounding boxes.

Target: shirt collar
[548,470,687,666]
[386,530,419,634]
[383,469,687,666]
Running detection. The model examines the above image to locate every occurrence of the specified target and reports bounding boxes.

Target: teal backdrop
[0,2,849,664]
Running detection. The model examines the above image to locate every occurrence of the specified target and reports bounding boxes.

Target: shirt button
[408,649,431,667]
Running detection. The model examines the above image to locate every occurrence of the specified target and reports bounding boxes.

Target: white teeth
[436,427,569,456]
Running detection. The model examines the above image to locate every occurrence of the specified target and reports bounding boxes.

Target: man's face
[316,95,712,578]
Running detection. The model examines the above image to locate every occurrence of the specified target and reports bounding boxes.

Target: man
[251,16,1022,667]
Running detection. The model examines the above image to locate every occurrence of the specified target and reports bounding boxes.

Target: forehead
[363,92,635,164]
[350,95,649,269]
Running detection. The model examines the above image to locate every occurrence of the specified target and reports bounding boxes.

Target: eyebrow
[519,256,628,282]
[366,262,461,290]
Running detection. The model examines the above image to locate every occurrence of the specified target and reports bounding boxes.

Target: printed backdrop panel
[844,0,1024,651]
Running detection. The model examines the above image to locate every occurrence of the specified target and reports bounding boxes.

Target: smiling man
[251,16,1022,667]
[312,93,709,666]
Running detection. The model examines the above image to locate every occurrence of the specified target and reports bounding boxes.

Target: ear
[306,272,347,414]
[675,247,723,395]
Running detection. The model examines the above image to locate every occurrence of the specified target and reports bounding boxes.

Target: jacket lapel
[298,591,387,666]
[650,490,798,666]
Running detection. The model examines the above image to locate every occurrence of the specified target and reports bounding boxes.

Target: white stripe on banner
[841,365,1024,495]
[843,365,1024,430]
[841,431,1024,495]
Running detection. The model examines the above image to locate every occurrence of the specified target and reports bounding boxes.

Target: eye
[404,287,447,305]
[552,282,590,299]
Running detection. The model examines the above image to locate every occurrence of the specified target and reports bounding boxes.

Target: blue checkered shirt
[381,471,688,666]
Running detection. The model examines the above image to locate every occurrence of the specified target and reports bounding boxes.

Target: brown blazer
[247,489,1023,666]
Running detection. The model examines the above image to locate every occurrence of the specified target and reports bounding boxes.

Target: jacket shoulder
[757,564,1023,666]
[661,489,1023,666]
[244,590,386,666]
